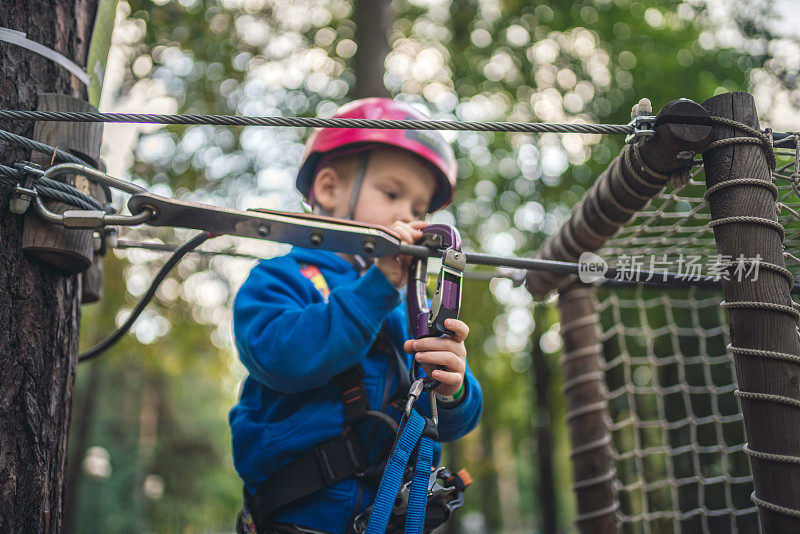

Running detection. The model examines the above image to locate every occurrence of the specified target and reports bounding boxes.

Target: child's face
[352,148,436,226]
[317,147,437,227]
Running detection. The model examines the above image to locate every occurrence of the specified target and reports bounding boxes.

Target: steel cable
[0,129,87,165]
[0,163,104,210]
[0,109,634,135]
[78,231,214,362]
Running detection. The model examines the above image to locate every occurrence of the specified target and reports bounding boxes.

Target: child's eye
[385,190,398,200]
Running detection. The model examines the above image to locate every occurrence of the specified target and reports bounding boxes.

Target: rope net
[585,136,800,533]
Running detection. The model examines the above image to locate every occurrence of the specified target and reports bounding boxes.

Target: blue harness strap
[405,434,435,534]
[365,409,434,534]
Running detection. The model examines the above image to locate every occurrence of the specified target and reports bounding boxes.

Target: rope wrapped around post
[557,283,619,533]
[702,91,800,532]
[525,98,713,299]
[525,98,713,534]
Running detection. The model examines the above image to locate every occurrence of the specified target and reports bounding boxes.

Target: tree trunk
[530,304,558,533]
[133,373,160,530]
[442,442,462,534]
[351,0,391,99]
[62,361,103,534]
[0,2,98,532]
[477,417,503,530]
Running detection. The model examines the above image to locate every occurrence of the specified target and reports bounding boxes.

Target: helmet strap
[347,151,371,219]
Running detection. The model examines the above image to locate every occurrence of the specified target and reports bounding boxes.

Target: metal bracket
[127,192,404,257]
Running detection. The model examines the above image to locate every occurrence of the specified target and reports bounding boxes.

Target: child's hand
[404,318,469,397]
[375,220,428,288]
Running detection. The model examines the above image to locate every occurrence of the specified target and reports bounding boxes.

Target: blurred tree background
[67,0,799,532]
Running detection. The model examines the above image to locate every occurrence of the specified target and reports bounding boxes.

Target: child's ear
[311,167,340,213]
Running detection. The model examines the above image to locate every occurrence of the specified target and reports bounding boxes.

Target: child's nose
[399,205,415,223]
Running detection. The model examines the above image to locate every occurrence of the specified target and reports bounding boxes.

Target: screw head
[257,224,270,238]
[309,233,323,246]
[363,240,376,254]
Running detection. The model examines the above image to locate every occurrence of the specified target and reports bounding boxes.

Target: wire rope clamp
[22,94,103,274]
[625,115,657,145]
[9,161,40,214]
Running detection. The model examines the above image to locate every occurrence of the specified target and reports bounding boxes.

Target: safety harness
[240,226,471,533]
[242,264,407,532]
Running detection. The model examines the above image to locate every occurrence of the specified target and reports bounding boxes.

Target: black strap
[247,327,406,525]
[332,365,370,426]
[247,428,369,529]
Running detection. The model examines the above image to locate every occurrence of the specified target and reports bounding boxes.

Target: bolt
[104,228,118,250]
[257,223,270,238]
[363,240,376,254]
[9,195,31,214]
[93,233,103,252]
[310,233,323,246]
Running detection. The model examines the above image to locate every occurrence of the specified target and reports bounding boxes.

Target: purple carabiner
[407,224,465,391]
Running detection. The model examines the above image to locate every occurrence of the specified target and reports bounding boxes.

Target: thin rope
[570,435,613,458]
[629,142,689,189]
[735,390,800,410]
[704,178,779,201]
[573,469,617,490]
[710,258,794,289]
[727,345,800,366]
[751,492,800,519]
[721,300,800,322]
[566,400,609,421]
[707,115,777,170]
[574,502,620,523]
[708,216,786,242]
[743,444,800,465]
[562,370,606,393]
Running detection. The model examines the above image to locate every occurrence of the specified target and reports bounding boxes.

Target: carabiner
[42,163,147,195]
[407,225,465,391]
[404,379,425,419]
[31,163,155,228]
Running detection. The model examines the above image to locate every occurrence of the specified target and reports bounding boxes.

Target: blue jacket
[229,247,483,533]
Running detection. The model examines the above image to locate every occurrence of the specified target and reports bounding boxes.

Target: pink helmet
[296,98,458,211]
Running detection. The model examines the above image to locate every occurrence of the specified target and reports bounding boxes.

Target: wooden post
[558,283,618,533]
[702,91,800,532]
[526,98,713,299]
[530,303,558,533]
[22,93,104,273]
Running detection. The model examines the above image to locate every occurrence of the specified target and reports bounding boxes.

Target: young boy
[230,98,483,534]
